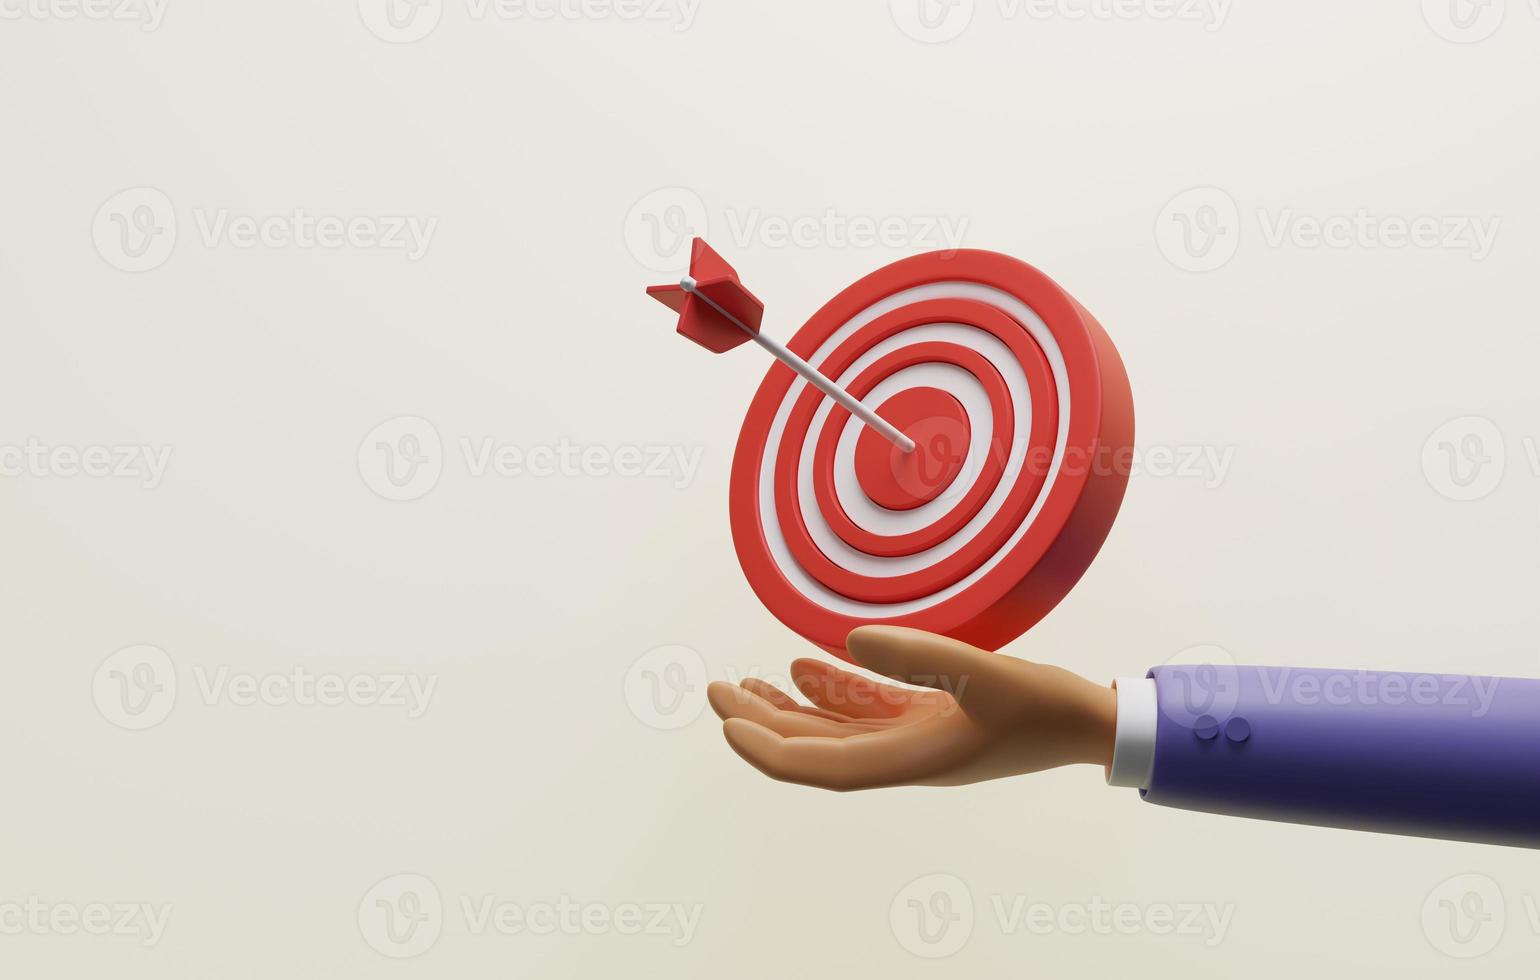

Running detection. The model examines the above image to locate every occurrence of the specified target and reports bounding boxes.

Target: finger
[721,715,979,791]
[740,677,852,721]
[739,677,798,710]
[739,678,852,722]
[845,626,1026,711]
[790,658,909,720]
[707,683,879,738]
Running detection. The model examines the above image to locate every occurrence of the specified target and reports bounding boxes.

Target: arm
[711,627,1540,849]
[1114,666,1540,848]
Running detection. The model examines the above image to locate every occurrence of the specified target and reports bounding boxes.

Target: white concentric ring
[829,358,997,534]
[798,326,1027,576]
[758,282,1069,616]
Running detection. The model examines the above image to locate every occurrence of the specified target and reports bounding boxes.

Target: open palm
[708,626,1116,791]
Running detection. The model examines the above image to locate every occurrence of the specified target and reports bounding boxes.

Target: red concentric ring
[805,310,1058,561]
[851,387,969,511]
[809,342,1014,559]
[774,340,1052,602]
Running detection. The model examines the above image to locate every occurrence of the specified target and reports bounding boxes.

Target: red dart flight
[646,238,765,353]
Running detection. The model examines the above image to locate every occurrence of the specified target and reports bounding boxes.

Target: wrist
[1079,680,1118,768]
[1032,666,1117,768]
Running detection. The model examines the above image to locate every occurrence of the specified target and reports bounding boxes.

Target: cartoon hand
[708,626,1117,791]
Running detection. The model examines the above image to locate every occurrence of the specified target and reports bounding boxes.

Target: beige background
[2,0,1538,975]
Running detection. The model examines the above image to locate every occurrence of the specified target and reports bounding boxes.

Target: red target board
[652,244,1133,660]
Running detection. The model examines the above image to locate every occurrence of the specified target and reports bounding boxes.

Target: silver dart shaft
[680,276,916,454]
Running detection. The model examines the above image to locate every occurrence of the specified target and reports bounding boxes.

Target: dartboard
[728,250,1134,658]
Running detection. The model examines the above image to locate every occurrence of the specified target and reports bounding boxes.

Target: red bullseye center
[853,387,970,511]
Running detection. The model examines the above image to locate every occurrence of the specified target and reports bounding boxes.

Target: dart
[647,243,1132,657]
[647,238,916,454]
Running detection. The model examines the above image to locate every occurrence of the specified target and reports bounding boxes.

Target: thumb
[845,626,1116,761]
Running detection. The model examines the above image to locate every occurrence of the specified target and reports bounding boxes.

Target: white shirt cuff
[1106,677,1157,790]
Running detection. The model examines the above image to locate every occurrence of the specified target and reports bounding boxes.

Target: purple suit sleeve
[1144,665,1540,848]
